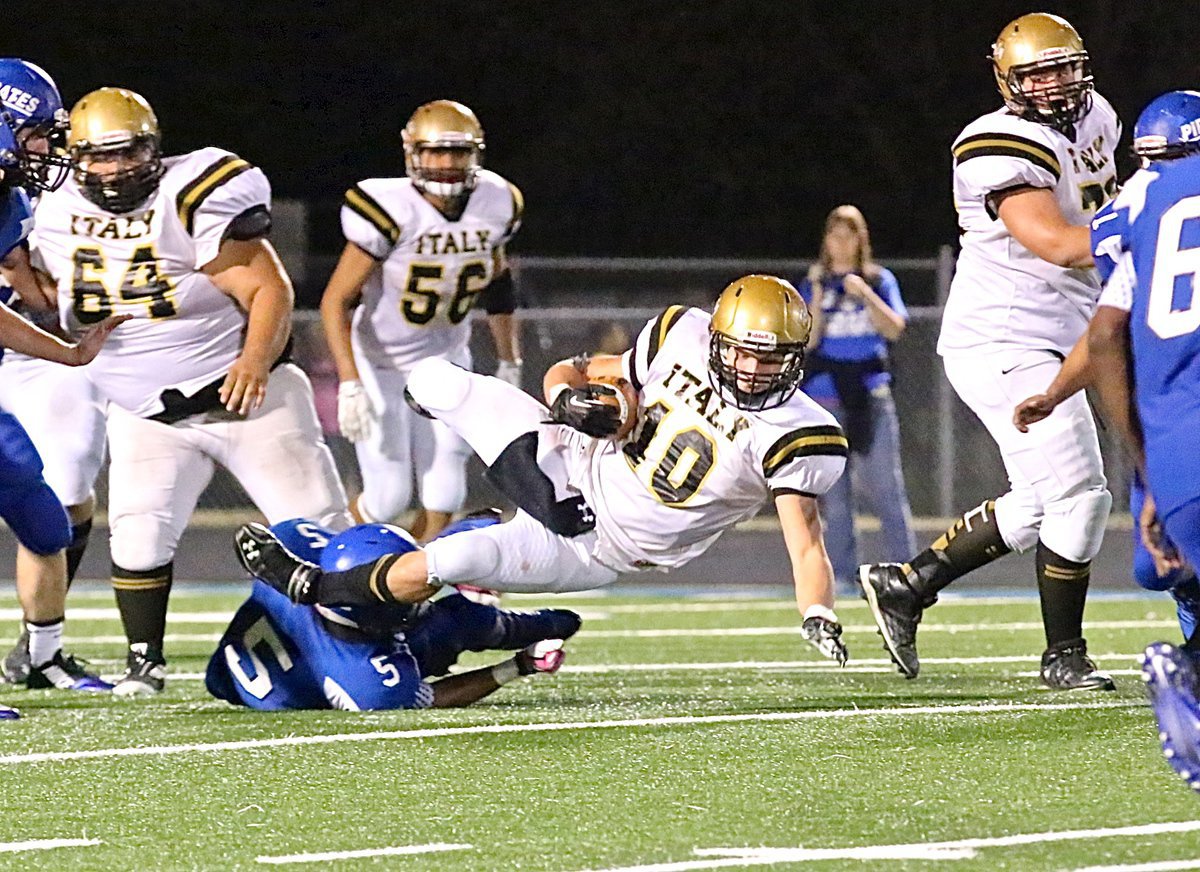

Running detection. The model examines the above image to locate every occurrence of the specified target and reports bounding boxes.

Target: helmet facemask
[2,108,71,193]
[1001,54,1093,131]
[405,141,482,199]
[708,331,806,412]
[73,134,163,213]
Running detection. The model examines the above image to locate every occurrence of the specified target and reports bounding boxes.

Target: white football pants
[0,355,106,507]
[107,363,351,570]
[943,349,1111,562]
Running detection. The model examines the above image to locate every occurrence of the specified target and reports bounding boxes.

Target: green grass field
[0,586,1196,870]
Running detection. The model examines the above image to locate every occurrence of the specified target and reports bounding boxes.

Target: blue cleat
[0,702,19,720]
[1141,642,1200,793]
[26,652,113,692]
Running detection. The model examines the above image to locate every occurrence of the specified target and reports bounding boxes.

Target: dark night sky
[6,1,1199,258]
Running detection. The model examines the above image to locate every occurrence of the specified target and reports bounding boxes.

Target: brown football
[588,375,640,441]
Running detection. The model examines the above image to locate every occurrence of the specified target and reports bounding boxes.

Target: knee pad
[0,478,70,555]
[993,490,1042,554]
[406,358,472,414]
[359,477,413,523]
[1040,486,1112,563]
[109,515,178,572]
[424,529,503,586]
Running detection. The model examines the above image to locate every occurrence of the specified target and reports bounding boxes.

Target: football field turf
[0,587,1197,870]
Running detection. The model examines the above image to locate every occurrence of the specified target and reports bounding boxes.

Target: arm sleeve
[1097,252,1135,313]
[340,183,402,261]
[477,269,517,314]
[625,305,689,392]
[761,424,849,497]
[877,268,908,320]
[952,131,1060,202]
[1090,202,1129,284]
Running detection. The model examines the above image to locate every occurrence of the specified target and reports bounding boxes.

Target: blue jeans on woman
[812,386,916,594]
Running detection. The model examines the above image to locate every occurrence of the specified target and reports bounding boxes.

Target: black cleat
[112,644,167,698]
[859,563,924,679]
[234,523,321,604]
[1,629,30,685]
[1041,638,1116,691]
[27,651,113,692]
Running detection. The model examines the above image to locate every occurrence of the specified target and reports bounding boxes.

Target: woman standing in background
[799,205,916,595]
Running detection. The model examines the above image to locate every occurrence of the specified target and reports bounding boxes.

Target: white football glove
[801,607,848,666]
[494,359,523,388]
[337,380,377,443]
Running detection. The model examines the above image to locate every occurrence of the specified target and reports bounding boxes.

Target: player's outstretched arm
[0,304,128,366]
[429,642,566,707]
[1013,332,1092,432]
[776,492,848,665]
[996,187,1093,268]
[318,242,377,441]
[0,246,56,313]
[205,237,294,415]
[483,247,523,386]
[1088,304,1143,471]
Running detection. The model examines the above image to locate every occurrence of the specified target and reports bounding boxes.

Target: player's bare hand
[1012,393,1057,432]
[71,314,132,365]
[842,274,871,299]
[221,355,271,416]
[1140,491,1184,577]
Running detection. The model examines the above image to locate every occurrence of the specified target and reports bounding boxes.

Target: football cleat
[1,628,30,685]
[112,644,167,698]
[1040,638,1115,691]
[235,523,321,604]
[859,563,924,678]
[516,639,567,675]
[26,651,113,692]
[0,702,19,720]
[1140,642,1200,792]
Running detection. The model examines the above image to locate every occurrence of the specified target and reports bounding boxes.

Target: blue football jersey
[1125,153,1200,517]
[204,581,433,711]
[0,186,33,261]
[1091,199,1130,283]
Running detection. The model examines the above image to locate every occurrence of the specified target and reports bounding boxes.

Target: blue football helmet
[268,518,335,564]
[0,59,71,192]
[432,508,502,540]
[1133,90,1200,162]
[320,524,420,573]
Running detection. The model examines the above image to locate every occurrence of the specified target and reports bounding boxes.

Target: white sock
[27,618,64,668]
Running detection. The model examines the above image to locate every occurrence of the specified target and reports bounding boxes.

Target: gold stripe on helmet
[176,155,253,234]
[344,185,401,246]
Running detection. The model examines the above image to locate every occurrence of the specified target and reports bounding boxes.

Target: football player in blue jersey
[206,512,581,711]
[1058,89,1200,793]
[0,59,129,717]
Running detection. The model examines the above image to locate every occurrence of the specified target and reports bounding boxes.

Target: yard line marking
[1071,860,1200,871]
[0,699,1142,765]
[0,608,234,624]
[0,838,101,854]
[579,621,1174,638]
[80,634,221,646]
[566,819,1200,871]
[256,843,472,864]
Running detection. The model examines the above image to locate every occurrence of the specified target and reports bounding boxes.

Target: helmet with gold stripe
[992,13,1092,131]
[709,275,811,411]
[402,100,484,199]
[68,87,163,213]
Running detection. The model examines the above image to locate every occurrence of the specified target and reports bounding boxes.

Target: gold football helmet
[992,13,1092,130]
[68,87,163,213]
[402,100,484,198]
[709,275,811,411]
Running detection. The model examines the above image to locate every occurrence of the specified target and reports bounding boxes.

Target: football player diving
[321,99,523,542]
[0,59,131,716]
[237,274,852,667]
[208,512,580,710]
[859,13,1121,690]
[28,86,351,697]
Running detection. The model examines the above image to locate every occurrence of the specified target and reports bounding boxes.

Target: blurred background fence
[84,246,1134,523]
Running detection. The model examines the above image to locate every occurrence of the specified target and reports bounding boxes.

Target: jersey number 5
[1147,194,1200,339]
[72,244,179,324]
[223,616,294,700]
[402,261,488,326]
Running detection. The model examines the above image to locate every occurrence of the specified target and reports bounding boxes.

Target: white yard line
[566,820,1200,871]
[256,843,471,864]
[0,699,1141,766]
[0,838,100,854]
[1071,861,1200,872]
[579,621,1174,638]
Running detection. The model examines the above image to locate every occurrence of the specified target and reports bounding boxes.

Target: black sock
[319,554,402,605]
[908,500,1012,601]
[1036,541,1090,648]
[65,518,93,589]
[112,562,173,650]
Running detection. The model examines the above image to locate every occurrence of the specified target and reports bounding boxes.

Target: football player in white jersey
[320,100,523,541]
[30,87,351,696]
[238,276,853,665]
[860,13,1118,690]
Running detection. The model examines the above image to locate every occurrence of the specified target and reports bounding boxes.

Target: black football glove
[549,385,622,438]
[801,615,848,666]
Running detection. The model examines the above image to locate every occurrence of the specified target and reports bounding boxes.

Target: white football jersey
[340,169,521,371]
[576,307,847,571]
[30,147,268,417]
[939,94,1121,356]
